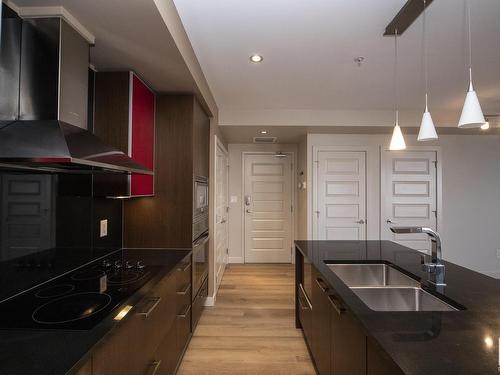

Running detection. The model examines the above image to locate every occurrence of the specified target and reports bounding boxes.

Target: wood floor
[177,264,316,375]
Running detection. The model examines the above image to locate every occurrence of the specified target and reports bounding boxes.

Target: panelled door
[215,141,229,291]
[244,154,292,263]
[315,151,367,240]
[381,150,438,254]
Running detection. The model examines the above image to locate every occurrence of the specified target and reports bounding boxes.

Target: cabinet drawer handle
[177,262,191,272]
[136,297,161,318]
[177,304,192,319]
[328,295,345,315]
[176,283,191,295]
[145,360,162,375]
[315,278,329,293]
[298,283,312,309]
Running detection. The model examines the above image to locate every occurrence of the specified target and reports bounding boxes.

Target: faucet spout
[390,226,445,287]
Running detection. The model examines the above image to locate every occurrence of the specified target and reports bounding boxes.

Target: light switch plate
[100,219,108,237]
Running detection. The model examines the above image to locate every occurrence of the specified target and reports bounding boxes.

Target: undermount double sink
[327,263,459,312]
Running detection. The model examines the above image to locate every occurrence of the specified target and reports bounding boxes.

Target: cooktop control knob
[114,260,123,270]
[136,261,145,270]
[102,259,111,268]
[125,261,134,269]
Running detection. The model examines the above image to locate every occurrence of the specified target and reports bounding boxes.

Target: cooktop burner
[32,292,111,324]
[0,253,162,331]
[35,284,75,299]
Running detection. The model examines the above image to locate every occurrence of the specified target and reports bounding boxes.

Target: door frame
[380,145,443,238]
[213,135,229,296]
[241,151,296,263]
[312,145,378,240]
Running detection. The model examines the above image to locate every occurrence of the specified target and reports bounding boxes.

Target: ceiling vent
[253,136,277,144]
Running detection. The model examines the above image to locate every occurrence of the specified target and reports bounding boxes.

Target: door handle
[356,219,365,224]
[145,360,162,375]
[386,219,397,224]
[328,295,345,315]
[246,209,252,214]
[315,278,329,293]
[220,218,227,224]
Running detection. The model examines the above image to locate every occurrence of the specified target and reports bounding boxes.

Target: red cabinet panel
[130,75,155,196]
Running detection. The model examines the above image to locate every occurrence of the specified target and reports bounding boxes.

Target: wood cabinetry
[88,256,192,375]
[123,95,210,249]
[312,271,332,375]
[94,71,155,197]
[296,248,402,375]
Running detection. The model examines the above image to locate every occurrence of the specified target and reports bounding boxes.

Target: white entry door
[315,151,367,240]
[215,141,229,291]
[381,150,438,254]
[244,153,292,263]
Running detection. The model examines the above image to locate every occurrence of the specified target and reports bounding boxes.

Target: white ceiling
[11,0,198,94]
[174,0,500,126]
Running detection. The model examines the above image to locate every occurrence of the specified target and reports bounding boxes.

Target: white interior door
[215,141,229,291]
[244,153,292,263]
[381,150,438,254]
[315,151,367,240]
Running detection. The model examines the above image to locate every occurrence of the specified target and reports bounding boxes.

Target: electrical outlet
[496,249,500,259]
[100,219,108,238]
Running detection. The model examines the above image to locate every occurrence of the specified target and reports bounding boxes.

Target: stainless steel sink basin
[350,287,458,312]
[328,263,420,288]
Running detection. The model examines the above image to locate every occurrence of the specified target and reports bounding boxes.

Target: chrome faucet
[390,227,446,287]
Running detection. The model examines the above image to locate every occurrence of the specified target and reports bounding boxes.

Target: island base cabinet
[367,338,404,375]
[297,283,312,349]
[330,295,366,375]
[312,271,332,375]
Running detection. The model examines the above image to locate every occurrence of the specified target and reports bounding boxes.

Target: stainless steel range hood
[0,120,153,174]
[0,9,152,175]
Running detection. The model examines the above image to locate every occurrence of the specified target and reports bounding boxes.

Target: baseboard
[228,256,244,264]
[204,294,216,306]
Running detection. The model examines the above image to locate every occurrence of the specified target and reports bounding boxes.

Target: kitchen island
[295,240,500,375]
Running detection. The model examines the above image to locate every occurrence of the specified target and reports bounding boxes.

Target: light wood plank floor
[177,264,315,375]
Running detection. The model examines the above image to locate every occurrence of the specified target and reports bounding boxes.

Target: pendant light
[390,29,406,151]
[458,0,485,128]
[418,0,438,141]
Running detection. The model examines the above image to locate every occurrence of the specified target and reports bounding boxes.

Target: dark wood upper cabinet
[123,94,210,249]
[93,71,155,197]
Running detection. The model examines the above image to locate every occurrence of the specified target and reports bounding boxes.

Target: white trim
[204,294,216,307]
[14,5,95,44]
[228,256,244,264]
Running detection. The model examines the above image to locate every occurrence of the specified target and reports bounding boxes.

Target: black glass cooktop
[0,252,161,330]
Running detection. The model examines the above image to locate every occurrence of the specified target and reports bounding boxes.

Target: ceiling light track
[384,0,434,36]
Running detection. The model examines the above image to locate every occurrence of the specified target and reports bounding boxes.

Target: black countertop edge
[0,248,192,375]
[295,240,500,375]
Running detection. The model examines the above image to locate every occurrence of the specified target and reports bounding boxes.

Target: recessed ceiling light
[260,130,267,134]
[250,54,263,63]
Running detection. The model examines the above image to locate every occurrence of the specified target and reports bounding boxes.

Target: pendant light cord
[423,0,429,110]
[394,29,399,125]
[467,0,472,82]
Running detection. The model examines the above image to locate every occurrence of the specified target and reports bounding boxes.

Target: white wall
[306,133,500,277]
[227,143,297,263]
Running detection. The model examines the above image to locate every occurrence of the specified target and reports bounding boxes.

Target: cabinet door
[367,338,404,375]
[192,98,210,178]
[130,74,155,196]
[298,283,312,349]
[330,295,366,375]
[312,271,331,375]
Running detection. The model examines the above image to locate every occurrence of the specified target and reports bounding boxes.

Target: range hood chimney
[0,8,152,175]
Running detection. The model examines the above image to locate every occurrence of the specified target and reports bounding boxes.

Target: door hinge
[291,205,294,213]
[432,210,437,218]
[226,248,229,255]
[226,206,230,212]
[432,160,437,168]
[314,210,320,217]
[314,160,319,168]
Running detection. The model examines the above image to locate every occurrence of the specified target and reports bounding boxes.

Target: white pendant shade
[458,81,485,128]
[389,123,406,151]
[418,109,438,141]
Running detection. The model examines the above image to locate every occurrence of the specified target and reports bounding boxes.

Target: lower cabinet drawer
[93,272,177,375]
[177,302,192,355]
[152,321,179,375]
[192,277,207,330]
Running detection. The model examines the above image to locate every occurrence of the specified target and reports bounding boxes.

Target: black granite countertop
[0,248,191,375]
[295,240,500,375]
